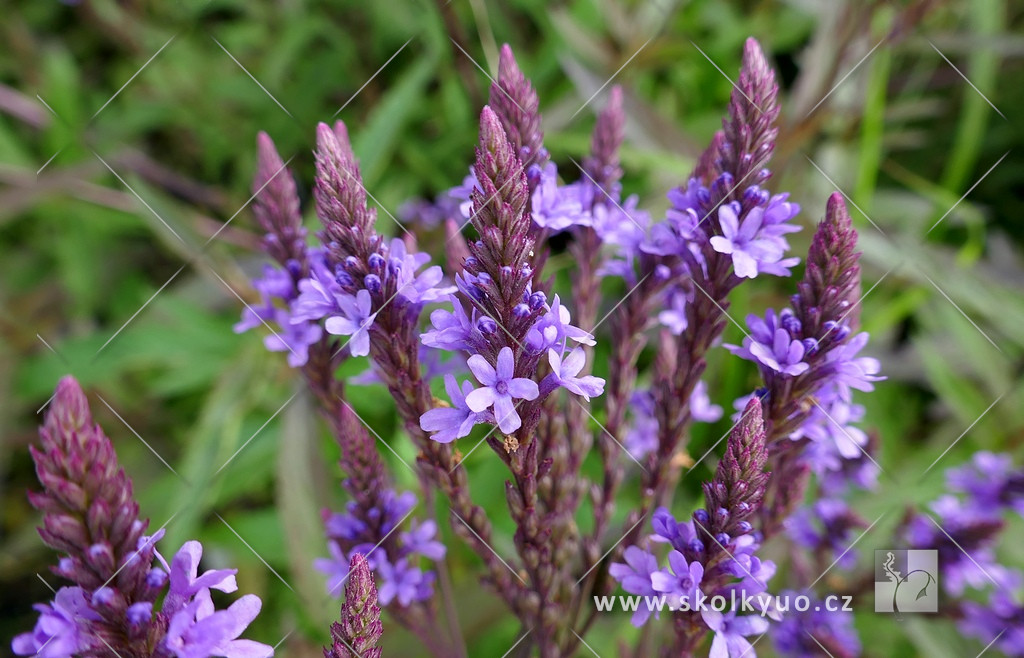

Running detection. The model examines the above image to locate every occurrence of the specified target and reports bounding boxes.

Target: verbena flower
[465,347,540,433]
[324,554,383,658]
[419,374,493,443]
[770,590,861,658]
[14,377,270,658]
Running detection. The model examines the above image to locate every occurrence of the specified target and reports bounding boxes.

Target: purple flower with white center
[400,520,446,560]
[164,589,271,658]
[464,347,539,433]
[529,163,590,232]
[771,590,861,658]
[376,558,434,607]
[525,295,595,352]
[702,609,770,658]
[12,587,100,658]
[690,380,723,423]
[420,374,492,443]
[709,202,789,278]
[545,347,605,400]
[727,310,809,376]
[325,290,376,357]
[608,546,660,626]
[650,550,704,608]
[421,300,478,352]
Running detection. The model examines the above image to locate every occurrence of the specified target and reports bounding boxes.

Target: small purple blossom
[420,374,492,443]
[545,347,605,400]
[376,557,435,608]
[726,310,809,376]
[164,589,270,658]
[608,546,660,626]
[525,294,595,352]
[464,347,540,433]
[325,290,377,357]
[650,550,704,608]
[529,163,591,231]
[702,609,770,658]
[12,587,100,658]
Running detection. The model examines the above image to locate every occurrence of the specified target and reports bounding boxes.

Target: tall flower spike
[465,106,537,327]
[793,192,861,342]
[489,44,547,174]
[720,38,780,186]
[324,554,383,658]
[253,132,307,270]
[314,121,379,266]
[702,397,769,541]
[27,377,157,655]
[582,85,625,200]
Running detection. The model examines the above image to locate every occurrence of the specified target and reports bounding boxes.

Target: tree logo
[874,549,939,616]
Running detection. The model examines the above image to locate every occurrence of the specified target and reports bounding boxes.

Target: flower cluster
[323,554,383,658]
[13,377,270,658]
[770,590,861,658]
[417,107,605,443]
[315,488,445,607]
[901,452,1024,655]
[611,399,775,654]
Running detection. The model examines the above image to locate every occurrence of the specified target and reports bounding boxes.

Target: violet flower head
[324,554,383,658]
[419,374,493,443]
[16,378,271,658]
[324,289,377,357]
[315,121,379,266]
[608,546,661,626]
[582,85,625,203]
[793,192,861,344]
[489,44,547,173]
[771,590,861,658]
[702,608,770,658]
[544,347,605,401]
[465,346,540,433]
[252,132,306,270]
[719,37,780,185]
[650,550,705,608]
[701,397,770,541]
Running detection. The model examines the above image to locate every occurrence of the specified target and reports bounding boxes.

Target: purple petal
[464,387,497,413]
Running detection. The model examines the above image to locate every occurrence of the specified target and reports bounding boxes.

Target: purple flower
[609,546,660,626]
[690,380,723,423]
[400,520,446,561]
[314,541,351,597]
[529,163,590,232]
[726,310,809,376]
[464,347,540,433]
[162,540,239,616]
[384,238,455,304]
[525,295,595,352]
[325,290,377,357]
[164,589,270,658]
[771,590,861,658]
[792,395,868,460]
[702,609,770,658]
[545,347,605,400]
[948,451,1024,516]
[961,589,1024,657]
[784,499,862,569]
[420,374,492,443]
[421,300,478,352]
[263,310,323,367]
[12,587,100,658]
[624,390,659,460]
[291,258,346,323]
[709,202,786,278]
[821,332,884,400]
[650,550,704,608]
[376,558,434,607]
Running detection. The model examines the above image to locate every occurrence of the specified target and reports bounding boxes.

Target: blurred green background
[1,0,1022,656]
